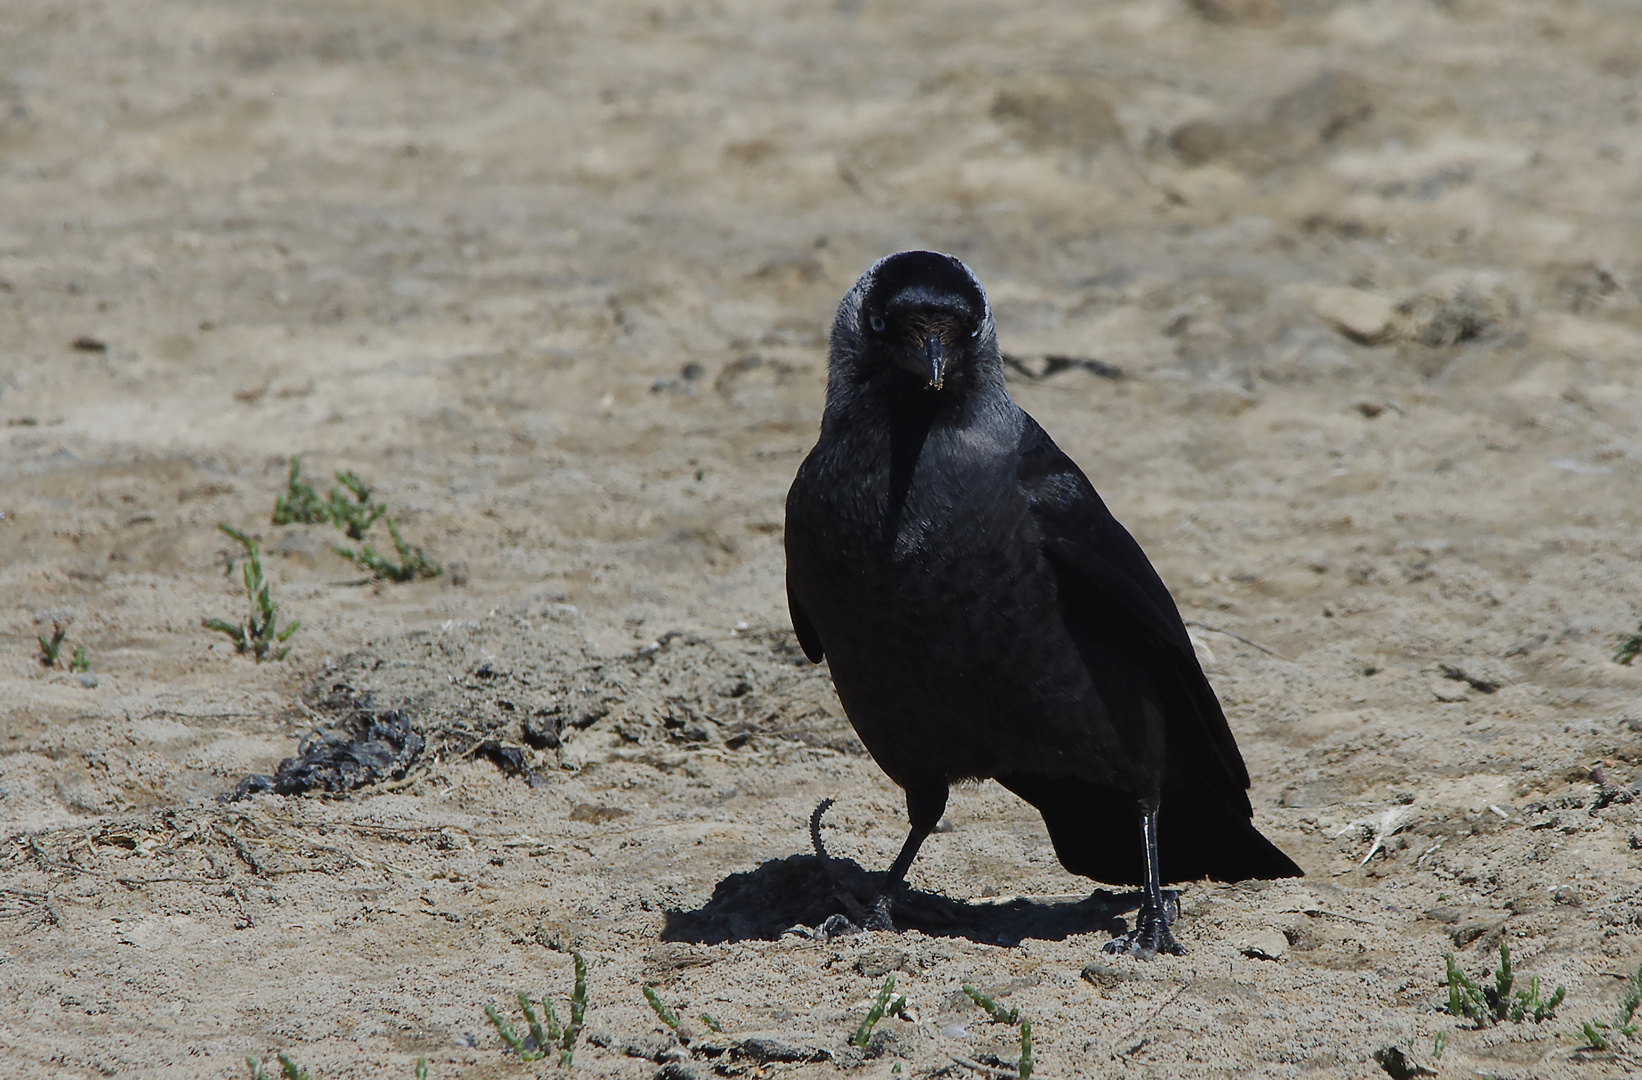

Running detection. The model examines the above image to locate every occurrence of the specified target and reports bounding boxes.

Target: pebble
[1238,928,1289,961]
[1310,287,1396,344]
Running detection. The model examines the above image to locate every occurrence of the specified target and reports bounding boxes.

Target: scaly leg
[1103,806,1185,959]
[865,784,948,931]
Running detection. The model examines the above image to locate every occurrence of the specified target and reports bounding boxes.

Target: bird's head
[843,251,993,393]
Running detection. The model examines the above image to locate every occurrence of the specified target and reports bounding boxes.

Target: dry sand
[4,1,1642,1077]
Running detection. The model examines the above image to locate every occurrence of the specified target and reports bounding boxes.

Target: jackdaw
[784,251,1302,958]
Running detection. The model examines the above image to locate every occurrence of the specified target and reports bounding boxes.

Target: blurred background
[3,0,1639,682]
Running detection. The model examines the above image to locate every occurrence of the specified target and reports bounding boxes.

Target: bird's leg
[1103,806,1185,959]
[865,784,948,931]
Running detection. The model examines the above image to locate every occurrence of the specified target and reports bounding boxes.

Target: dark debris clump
[228,702,424,800]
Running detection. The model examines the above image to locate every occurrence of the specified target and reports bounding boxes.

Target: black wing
[787,578,825,663]
[1015,414,1252,810]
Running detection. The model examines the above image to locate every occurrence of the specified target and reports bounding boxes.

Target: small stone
[655,1062,701,1080]
[1081,961,1142,989]
[1237,928,1289,961]
[1451,920,1503,948]
[521,711,560,749]
[1432,680,1469,703]
[853,948,912,979]
[76,673,98,689]
[732,1035,832,1064]
[1374,1045,1435,1079]
[1311,287,1397,344]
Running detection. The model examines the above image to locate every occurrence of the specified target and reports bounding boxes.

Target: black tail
[996,771,1302,887]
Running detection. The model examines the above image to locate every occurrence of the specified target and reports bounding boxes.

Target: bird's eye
[869,314,886,332]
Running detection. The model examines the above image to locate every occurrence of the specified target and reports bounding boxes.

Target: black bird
[783,251,1302,958]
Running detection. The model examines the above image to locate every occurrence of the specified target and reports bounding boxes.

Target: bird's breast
[788,424,1082,781]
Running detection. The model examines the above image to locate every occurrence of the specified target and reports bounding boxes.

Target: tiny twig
[220,828,267,877]
[1110,979,1192,1058]
[1183,621,1293,662]
[946,1053,1018,1078]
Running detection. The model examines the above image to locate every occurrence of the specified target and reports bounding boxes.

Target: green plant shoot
[204,525,299,661]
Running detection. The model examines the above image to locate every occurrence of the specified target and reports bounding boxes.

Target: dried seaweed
[228,703,423,800]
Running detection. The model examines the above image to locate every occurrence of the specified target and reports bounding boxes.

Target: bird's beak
[924,333,945,390]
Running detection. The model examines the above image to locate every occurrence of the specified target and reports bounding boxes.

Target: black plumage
[783,251,1301,957]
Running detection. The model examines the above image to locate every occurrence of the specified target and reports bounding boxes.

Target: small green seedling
[205,525,300,662]
[1618,621,1642,666]
[415,1059,427,1080]
[334,517,441,582]
[1580,1021,1612,1051]
[272,457,385,540]
[644,986,680,1031]
[37,623,67,667]
[699,1012,723,1033]
[1575,960,1642,1050]
[963,983,1031,1077]
[962,985,1020,1025]
[246,1053,308,1080]
[69,645,90,673]
[484,952,586,1066]
[850,974,909,1048]
[326,471,384,540]
[1444,943,1563,1028]
[272,457,325,526]
[1431,1030,1446,1060]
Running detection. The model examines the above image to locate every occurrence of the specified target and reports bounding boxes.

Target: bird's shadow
[660,852,1142,947]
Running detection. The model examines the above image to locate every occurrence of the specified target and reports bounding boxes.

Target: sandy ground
[5,0,1642,1076]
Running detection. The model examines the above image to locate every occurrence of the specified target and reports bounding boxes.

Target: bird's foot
[816,914,862,940]
[1102,904,1185,960]
[863,893,897,932]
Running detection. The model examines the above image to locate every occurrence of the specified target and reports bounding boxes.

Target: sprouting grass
[271,457,385,540]
[271,457,325,526]
[644,986,680,1031]
[484,952,587,1066]
[1575,961,1642,1051]
[963,983,1032,1077]
[270,455,441,583]
[850,974,909,1048]
[1580,1021,1613,1051]
[334,517,441,582]
[247,1053,308,1080]
[36,623,67,667]
[1617,620,1642,666]
[962,985,1020,1025]
[37,625,91,672]
[204,525,300,662]
[643,986,724,1038]
[484,995,551,1062]
[1444,943,1563,1028]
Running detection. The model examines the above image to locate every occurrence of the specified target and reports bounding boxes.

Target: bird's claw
[1103,906,1185,960]
[863,894,897,932]
[817,914,862,940]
